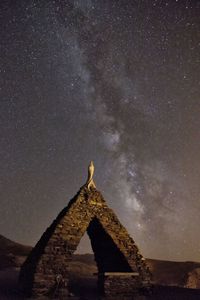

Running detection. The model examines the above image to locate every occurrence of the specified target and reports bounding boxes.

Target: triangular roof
[19,163,151,298]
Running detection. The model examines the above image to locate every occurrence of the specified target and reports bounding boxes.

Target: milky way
[0,0,200,261]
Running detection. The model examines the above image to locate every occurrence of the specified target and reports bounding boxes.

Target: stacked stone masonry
[19,186,151,298]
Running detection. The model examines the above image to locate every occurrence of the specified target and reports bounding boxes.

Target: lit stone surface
[19,186,151,298]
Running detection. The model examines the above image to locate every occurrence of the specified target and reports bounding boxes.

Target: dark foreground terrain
[1,268,200,300]
[1,234,200,299]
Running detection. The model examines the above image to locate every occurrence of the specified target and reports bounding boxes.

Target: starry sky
[0,0,200,262]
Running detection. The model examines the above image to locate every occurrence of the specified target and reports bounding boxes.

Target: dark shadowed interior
[87,217,132,273]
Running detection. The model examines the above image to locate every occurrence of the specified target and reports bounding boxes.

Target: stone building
[19,162,151,299]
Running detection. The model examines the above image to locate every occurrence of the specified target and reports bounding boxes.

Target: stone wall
[19,187,151,298]
[19,188,93,298]
[102,273,142,297]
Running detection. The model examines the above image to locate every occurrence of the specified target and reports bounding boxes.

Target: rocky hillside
[146,258,200,288]
[0,235,32,255]
[0,234,31,269]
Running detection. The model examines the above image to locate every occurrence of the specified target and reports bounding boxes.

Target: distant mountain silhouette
[0,234,31,256]
[0,234,31,269]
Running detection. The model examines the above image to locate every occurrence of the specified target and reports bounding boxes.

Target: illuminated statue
[86,161,96,190]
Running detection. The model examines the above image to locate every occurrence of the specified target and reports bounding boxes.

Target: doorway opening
[68,217,133,298]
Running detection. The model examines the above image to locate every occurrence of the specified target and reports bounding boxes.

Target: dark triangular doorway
[69,215,135,298]
[88,217,133,273]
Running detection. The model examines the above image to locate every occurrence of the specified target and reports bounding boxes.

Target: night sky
[0,0,200,261]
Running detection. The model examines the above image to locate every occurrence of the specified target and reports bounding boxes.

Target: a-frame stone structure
[19,162,151,299]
